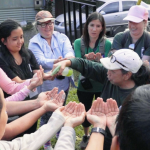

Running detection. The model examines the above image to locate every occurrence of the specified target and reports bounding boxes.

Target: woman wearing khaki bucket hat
[28,10,75,150]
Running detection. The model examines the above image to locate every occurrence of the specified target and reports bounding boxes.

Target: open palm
[87,98,106,128]
[105,98,119,136]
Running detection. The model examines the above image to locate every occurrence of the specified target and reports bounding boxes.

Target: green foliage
[143,0,150,4]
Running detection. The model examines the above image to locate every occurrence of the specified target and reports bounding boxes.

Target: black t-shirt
[0,49,39,98]
[0,50,39,80]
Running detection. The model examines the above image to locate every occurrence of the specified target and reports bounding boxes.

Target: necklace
[14,58,22,65]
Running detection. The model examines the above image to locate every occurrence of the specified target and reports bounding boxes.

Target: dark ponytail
[131,64,150,86]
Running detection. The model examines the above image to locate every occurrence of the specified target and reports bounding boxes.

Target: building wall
[0,0,39,23]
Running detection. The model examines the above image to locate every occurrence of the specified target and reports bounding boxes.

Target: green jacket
[70,58,137,106]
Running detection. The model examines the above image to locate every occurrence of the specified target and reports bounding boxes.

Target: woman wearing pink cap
[112,5,150,61]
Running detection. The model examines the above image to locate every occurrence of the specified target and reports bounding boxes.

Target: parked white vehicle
[54,0,150,36]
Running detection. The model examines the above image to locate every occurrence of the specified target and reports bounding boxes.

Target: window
[122,1,136,11]
[101,2,119,14]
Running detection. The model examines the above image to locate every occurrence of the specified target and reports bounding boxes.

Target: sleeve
[104,39,112,57]
[74,38,82,58]
[0,68,31,95]
[143,33,150,56]
[0,57,17,79]
[6,86,30,101]
[28,50,40,70]
[70,58,107,84]
[0,112,65,150]
[28,42,55,70]
[112,32,124,50]
[60,33,75,58]
[54,126,76,150]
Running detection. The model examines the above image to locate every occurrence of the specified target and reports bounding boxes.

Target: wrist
[93,124,106,130]
[40,106,47,114]
[108,124,116,137]
[91,127,106,137]
[64,122,74,128]
[27,84,35,91]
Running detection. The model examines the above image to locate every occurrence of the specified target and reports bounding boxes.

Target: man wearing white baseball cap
[112,5,150,61]
[51,48,150,150]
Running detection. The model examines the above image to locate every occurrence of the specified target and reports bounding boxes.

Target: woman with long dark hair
[74,12,111,149]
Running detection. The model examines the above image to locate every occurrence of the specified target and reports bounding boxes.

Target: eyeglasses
[37,21,54,28]
[110,55,128,68]
[129,44,135,50]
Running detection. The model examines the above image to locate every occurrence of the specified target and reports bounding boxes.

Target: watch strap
[91,127,106,137]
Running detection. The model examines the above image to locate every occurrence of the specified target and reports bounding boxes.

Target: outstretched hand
[87,98,106,129]
[36,87,58,107]
[28,70,43,90]
[105,98,119,136]
[84,52,103,62]
[43,90,66,112]
[55,102,86,128]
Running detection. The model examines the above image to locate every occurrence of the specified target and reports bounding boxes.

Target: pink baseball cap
[123,5,148,23]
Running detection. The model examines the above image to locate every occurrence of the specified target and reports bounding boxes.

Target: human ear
[1,38,4,44]
[143,20,147,28]
[1,38,6,45]
[124,72,132,80]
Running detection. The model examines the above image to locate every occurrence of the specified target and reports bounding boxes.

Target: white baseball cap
[100,49,143,73]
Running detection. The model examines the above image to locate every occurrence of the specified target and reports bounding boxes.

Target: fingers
[54,90,65,106]
[85,52,95,60]
[76,103,86,117]
[47,87,58,100]
[63,102,77,115]
[106,98,118,113]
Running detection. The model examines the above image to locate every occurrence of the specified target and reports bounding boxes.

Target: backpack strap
[99,37,106,56]
[144,31,150,50]
[80,37,85,58]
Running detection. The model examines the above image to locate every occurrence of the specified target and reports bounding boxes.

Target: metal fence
[62,0,96,43]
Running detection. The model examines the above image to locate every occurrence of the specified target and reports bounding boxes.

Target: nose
[93,26,96,31]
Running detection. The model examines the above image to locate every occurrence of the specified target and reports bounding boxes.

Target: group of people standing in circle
[0,3,150,150]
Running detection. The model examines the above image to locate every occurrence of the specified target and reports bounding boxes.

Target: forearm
[0,112,65,150]
[70,58,105,83]
[85,133,104,150]
[3,107,46,140]
[54,126,76,150]
[108,124,116,137]
[6,99,41,116]
[6,86,30,102]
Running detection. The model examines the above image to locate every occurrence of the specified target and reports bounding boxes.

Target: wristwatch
[91,127,106,137]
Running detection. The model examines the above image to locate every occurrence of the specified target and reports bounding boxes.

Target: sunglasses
[108,52,128,69]
[37,21,54,28]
